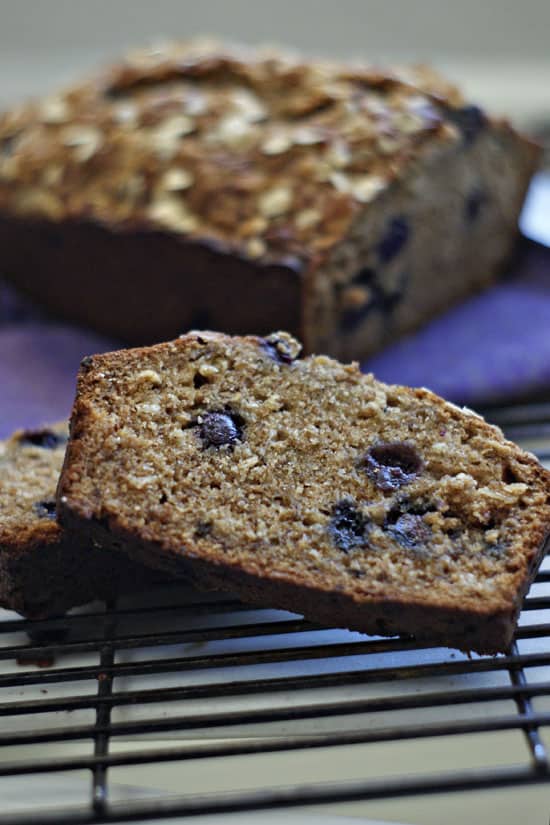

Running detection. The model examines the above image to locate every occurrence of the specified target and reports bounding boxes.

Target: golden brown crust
[0,38,538,265]
[0,39,540,362]
[58,332,550,653]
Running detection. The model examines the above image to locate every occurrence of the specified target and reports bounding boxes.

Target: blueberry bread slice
[0,422,160,617]
[58,332,550,652]
[0,39,540,359]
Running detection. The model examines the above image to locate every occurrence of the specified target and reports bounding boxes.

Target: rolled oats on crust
[0,38,539,358]
[0,39,464,261]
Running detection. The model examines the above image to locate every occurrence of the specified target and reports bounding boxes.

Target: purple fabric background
[366,241,550,405]
[1,241,549,441]
[0,321,119,439]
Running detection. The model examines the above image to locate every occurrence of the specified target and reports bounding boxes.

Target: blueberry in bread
[0,422,161,617]
[0,40,540,360]
[57,332,550,653]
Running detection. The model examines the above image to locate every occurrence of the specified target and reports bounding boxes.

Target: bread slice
[0,40,540,360]
[58,332,550,652]
[0,422,160,617]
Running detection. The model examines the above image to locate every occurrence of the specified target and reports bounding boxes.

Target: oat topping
[0,39,469,261]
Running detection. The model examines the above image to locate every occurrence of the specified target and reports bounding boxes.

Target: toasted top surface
[59,332,550,613]
[0,38,502,262]
[0,422,67,551]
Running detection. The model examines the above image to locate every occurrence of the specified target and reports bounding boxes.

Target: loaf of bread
[0,422,161,617]
[57,332,550,653]
[0,40,539,360]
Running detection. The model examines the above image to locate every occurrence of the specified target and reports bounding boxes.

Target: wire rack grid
[1,402,550,824]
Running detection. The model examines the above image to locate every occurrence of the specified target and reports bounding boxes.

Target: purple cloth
[1,243,549,440]
[365,241,550,405]
[0,322,119,439]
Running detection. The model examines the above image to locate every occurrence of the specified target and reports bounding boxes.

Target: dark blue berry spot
[19,429,67,450]
[198,410,244,448]
[377,217,410,263]
[351,267,376,288]
[329,500,370,552]
[363,442,422,492]
[339,268,409,331]
[261,333,301,364]
[33,500,57,520]
[448,105,486,145]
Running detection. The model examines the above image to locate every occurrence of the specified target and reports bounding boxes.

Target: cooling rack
[1,401,549,824]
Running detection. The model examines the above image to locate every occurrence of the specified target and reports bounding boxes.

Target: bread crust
[0,422,166,617]
[57,505,549,654]
[0,41,540,355]
[57,332,550,652]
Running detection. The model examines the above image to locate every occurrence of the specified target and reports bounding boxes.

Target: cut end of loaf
[57,331,550,653]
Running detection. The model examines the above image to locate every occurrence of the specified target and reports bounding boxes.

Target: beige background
[0,0,549,123]
[1,0,549,59]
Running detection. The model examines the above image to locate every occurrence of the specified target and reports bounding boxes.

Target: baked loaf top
[0,39,530,264]
[0,422,68,554]
[58,332,550,652]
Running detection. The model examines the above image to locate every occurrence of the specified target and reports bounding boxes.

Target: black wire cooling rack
[1,402,550,824]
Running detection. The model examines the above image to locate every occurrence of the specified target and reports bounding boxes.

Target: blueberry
[377,217,410,263]
[339,268,409,331]
[33,500,57,520]
[19,429,67,450]
[329,500,370,552]
[386,513,431,550]
[198,411,243,448]
[465,188,487,222]
[351,267,376,288]
[261,333,302,364]
[363,442,422,492]
[447,105,486,145]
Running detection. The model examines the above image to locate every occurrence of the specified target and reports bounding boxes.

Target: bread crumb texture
[0,423,68,549]
[59,331,550,642]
